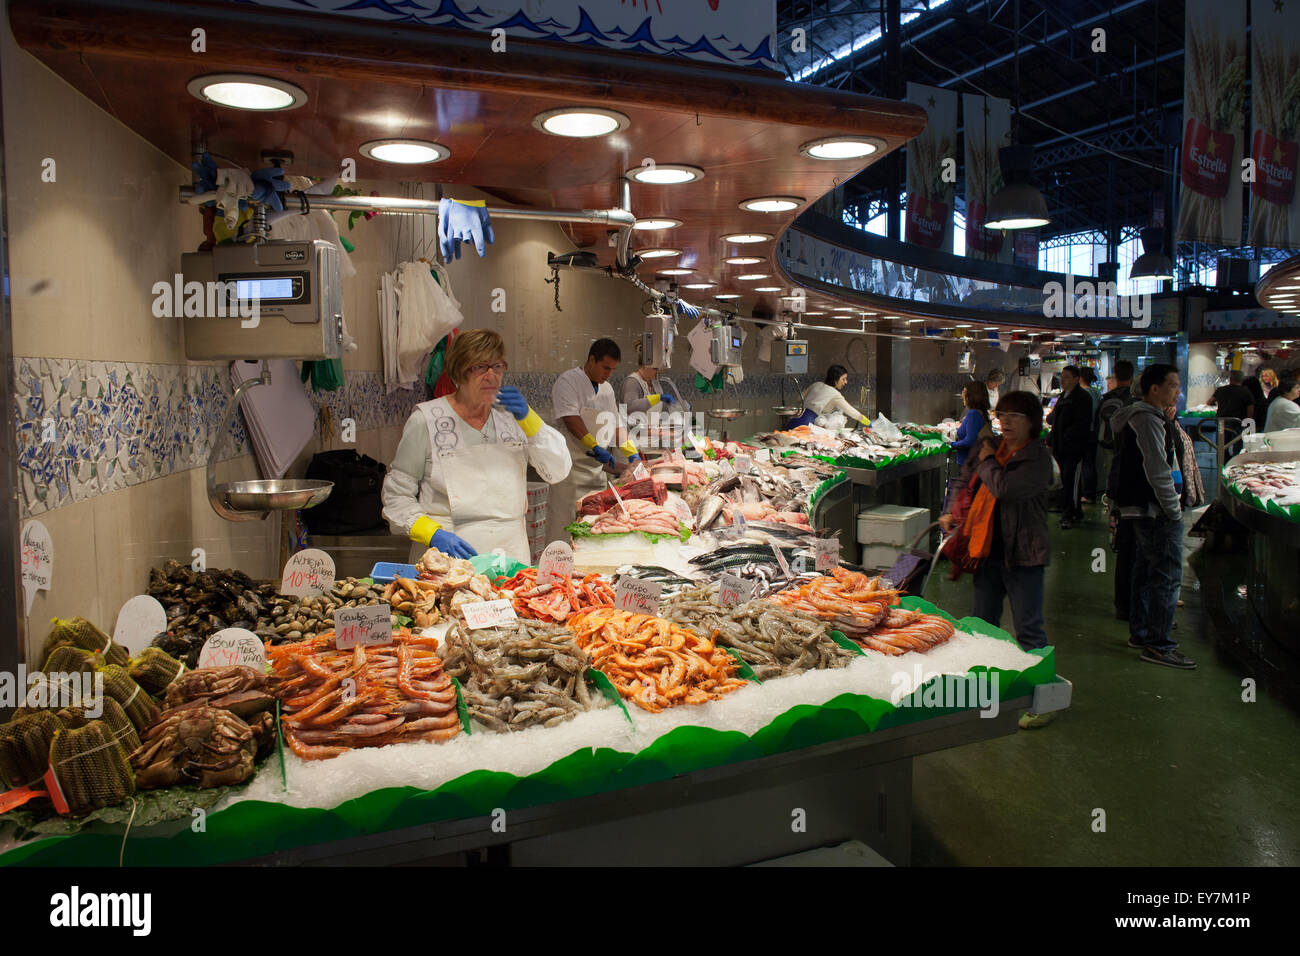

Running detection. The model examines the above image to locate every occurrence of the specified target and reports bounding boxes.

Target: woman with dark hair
[786,364,870,429]
[951,381,993,467]
[939,390,1054,728]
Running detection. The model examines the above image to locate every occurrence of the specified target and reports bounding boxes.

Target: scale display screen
[731,334,742,348]
[786,342,807,356]
[235,277,299,301]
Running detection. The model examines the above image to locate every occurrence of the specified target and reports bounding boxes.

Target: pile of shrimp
[565,608,747,713]
[766,567,900,639]
[494,568,615,623]
[268,629,460,760]
[859,606,956,656]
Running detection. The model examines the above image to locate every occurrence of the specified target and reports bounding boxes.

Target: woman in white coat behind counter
[786,364,870,430]
[382,329,571,563]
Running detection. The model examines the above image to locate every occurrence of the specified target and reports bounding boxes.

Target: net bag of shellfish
[41,644,101,674]
[56,697,142,758]
[44,617,128,667]
[0,711,64,789]
[47,722,136,815]
[128,647,187,696]
[98,665,160,733]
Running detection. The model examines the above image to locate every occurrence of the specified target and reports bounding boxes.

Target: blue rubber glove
[191,152,219,196]
[438,198,495,260]
[658,393,675,406]
[627,454,642,465]
[431,527,477,559]
[495,385,529,420]
[590,446,615,467]
[251,166,290,211]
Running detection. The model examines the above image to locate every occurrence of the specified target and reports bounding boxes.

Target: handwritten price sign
[716,573,755,607]
[198,628,266,668]
[614,577,662,616]
[814,538,840,572]
[734,454,752,473]
[538,540,575,584]
[20,520,53,616]
[334,604,393,649]
[281,548,336,598]
[113,595,168,656]
[462,599,518,630]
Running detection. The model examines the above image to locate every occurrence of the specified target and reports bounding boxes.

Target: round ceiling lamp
[633,218,683,231]
[636,248,681,259]
[187,74,307,111]
[983,146,1050,229]
[725,256,764,265]
[739,196,804,213]
[682,282,715,289]
[532,107,630,138]
[722,232,773,244]
[658,268,692,276]
[625,164,705,185]
[736,273,771,281]
[359,139,451,164]
[799,136,885,160]
[1129,227,1174,281]
[715,293,742,299]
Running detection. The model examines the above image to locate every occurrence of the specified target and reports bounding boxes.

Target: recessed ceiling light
[625,164,705,185]
[832,307,855,312]
[657,268,692,276]
[723,232,773,244]
[360,139,450,164]
[802,311,825,316]
[739,196,804,213]
[860,311,878,316]
[682,282,715,289]
[187,73,307,111]
[754,286,782,292]
[907,319,923,324]
[955,324,972,328]
[736,273,771,281]
[724,258,764,268]
[532,107,630,138]
[637,248,681,259]
[799,135,885,160]
[633,218,683,231]
[714,293,742,299]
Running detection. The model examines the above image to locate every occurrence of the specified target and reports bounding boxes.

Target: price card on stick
[20,520,53,616]
[462,599,518,630]
[734,454,752,473]
[335,604,393,649]
[814,538,841,572]
[198,628,266,669]
[631,461,650,481]
[770,542,793,577]
[716,573,755,607]
[113,595,168,656]
[280,548,336,598]
[614,577,662,616]
[538,540,574,584]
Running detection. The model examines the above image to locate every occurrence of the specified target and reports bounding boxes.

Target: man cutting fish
[546,339,643,544]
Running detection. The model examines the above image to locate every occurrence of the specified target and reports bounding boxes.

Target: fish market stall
[0,547,1067,867]
[1221,452,1300,653]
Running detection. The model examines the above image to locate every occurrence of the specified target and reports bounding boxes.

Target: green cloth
[694,370,726,394]
[426,333,450,387]
[301,359,343,392]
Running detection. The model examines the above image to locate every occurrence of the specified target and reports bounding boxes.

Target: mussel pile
[149,561,278,666]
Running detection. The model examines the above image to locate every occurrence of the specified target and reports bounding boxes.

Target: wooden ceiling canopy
[10,0,925,315]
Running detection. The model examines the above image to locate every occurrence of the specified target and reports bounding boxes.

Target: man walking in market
[1108,363,1196,669]
[1045,365,1091,529]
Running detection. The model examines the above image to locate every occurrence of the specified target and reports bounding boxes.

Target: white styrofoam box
[857,504,930,547]
[860,543,904,569]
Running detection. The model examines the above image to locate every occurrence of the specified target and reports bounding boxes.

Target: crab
[129,706,257,788]
[164,665,278,719]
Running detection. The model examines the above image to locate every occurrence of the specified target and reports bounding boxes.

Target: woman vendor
[621,351,682,415]
[382,329,571,562]
[787,364,870,429]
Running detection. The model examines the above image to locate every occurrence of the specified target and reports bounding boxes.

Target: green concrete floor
[910,502,1300,866]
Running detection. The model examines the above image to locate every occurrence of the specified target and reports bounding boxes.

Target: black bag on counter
[302,450,386,534]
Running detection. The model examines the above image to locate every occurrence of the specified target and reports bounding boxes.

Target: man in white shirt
[546,338,642,543]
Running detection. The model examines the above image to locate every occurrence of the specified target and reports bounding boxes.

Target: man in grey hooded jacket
[1109,363,1196,669]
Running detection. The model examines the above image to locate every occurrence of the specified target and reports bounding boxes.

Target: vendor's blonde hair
[445,328,505,384]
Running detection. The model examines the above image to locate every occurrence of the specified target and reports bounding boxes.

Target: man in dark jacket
[1212,369,1255,457]
[1109,363,1196,669]
[1045,365,1091,528]
[1099,360,1138,619]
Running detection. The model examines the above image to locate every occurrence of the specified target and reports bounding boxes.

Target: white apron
[546,406,611,544]
[409,400,530,564]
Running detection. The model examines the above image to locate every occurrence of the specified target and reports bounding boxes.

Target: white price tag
[687,432,706,455]
[770,543,793,577]
[672,498,694,525]
[113,595,168,656]
[538,540,575,584]
[280,548,336,598]
[755,448,772,462]
[814,538,840,572]
[198,628,266,669]
[462,599,518,630]
[734,454,752,473]
[614,577,662,616]
[631,462,650,481]
[335,604,394,649]
[607,481,628,517]
[716,573,755,607]
[20,520,53,616]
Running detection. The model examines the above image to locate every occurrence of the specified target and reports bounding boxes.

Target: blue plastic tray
[369,562,418,584]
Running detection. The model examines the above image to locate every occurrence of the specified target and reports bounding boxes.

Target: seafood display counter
[1221,452,1300,653]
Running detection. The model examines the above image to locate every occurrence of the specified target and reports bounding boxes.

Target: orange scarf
[963,438,1025,558]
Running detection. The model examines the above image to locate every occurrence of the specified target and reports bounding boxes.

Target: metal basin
[771,406,802,416]
[707,408,744,420]
[217,479,334,512]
